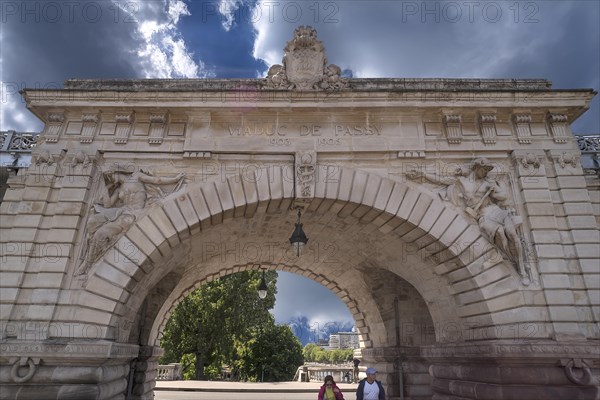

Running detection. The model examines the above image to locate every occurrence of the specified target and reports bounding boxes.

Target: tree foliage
[234,324,304,382]
[160,270,277,380]
[303,343,354,364]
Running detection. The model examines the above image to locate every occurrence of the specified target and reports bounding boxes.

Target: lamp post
[289,209,309,257]
[257,270,268,299]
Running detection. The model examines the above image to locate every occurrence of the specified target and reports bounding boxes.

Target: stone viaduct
[1,27,598,399]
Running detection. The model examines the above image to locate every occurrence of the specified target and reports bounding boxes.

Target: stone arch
[75,165,528,347]
[146,262,373,348]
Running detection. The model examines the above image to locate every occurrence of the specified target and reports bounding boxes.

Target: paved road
[154,381,359,399]
[155,391,357,400]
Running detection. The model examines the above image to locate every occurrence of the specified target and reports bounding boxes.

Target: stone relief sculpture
[520,153,541,170]
[263,26,349,91]
[296,151,316,197]
[34,150,54,166]
[75,167,186,276]
[556,152,579,169]
[265,65,291,90]
[70,151,92,167]
[407,158,532,285]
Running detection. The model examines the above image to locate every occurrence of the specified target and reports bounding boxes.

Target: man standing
[356,367,385,400]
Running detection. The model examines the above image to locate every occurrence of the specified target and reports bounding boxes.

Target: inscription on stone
[227,124,381,138]
[228,124,286,137]
[334,125,381,136]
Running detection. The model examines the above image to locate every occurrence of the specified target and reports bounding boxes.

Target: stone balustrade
[156,363,183,381]
[294,363,354,383]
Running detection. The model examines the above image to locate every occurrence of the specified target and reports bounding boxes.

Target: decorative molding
[68,151,93,168]
[520,153,541,169]
[44,112,65,143]
[81,114,99,123]
[150,113,168,124]
[80,113,100,144]
[149,112,169,144]
[556,152,579,169]
[33,150,55,166]
[115,112,135,144]
[295,151,316,199]
[47,113,65,123]
[559,359,597,386]
[512,114,532,144]
[548,113,568,123]
[183,151,212,159]
[547,113,569,143]
[9,357,40,383]
[479,113,497,144]
[0,341,140,359]
[359,342,600,363]
[420,342,600,359]
[397,151,425,158]
[443,114,462,144]
[116,112,135,124]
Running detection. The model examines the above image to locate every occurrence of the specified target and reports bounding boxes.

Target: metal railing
[0,131,38,152]
[1,131,39,169]
[578,135,600,172]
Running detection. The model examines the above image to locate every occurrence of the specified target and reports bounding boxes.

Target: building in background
[328,326,360,349]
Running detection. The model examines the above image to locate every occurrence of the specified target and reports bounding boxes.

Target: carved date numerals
[269,138,291,146]
[318,138,341,145]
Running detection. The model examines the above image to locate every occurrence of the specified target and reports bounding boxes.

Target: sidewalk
[155,381,359,393]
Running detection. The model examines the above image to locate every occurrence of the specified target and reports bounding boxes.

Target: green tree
[302,343,319,361]
[160,270,277,380]
[235,323,304,382]
[303,345,353,364]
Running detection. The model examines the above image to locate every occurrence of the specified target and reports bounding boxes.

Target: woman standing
[318,375,345,400]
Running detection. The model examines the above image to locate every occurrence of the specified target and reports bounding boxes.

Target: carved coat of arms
[264,26,348,91]
[284,28,326,90]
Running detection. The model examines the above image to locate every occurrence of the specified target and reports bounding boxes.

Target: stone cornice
[60,78,556,91]
[419,340,600,361]
[19,80,596,149]
[360,341,600,364]
[0,340,140,361]
[22,89,596,112]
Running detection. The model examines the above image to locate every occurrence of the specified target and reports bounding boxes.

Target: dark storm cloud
[1,0,203,130]
[4,1,597,132]
[2,0,139,129]
[252,1,599,132]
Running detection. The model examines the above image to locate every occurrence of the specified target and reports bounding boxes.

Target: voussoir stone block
[162,200,190,239]
[149,207,180,248]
